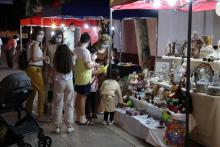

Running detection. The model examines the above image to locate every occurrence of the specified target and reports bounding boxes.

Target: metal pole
[109,8,113,77]
[20,25,23,51]
[185,0,192,145]
[119,19,123,63]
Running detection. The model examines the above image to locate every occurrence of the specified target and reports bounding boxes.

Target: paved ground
[0,67,150,147]
[0,56,203,147]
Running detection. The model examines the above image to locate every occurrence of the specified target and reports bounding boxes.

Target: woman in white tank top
[25,26,50,122]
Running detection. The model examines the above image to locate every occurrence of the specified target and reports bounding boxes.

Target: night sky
[0,0,26,30]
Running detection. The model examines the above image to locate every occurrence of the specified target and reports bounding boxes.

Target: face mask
[91,54,97,61]
[36,35,44,42]
[100,44,109,49]
[55,37,62,44]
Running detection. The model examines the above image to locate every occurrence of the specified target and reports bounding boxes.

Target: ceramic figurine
[191,31,203,58]
[166,83,186,113]
[208,40,220,59]
[200,36,214,58]
[121,90,134,108]
[129,73,145,92]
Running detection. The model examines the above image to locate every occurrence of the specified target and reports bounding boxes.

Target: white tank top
[27,41,43,66]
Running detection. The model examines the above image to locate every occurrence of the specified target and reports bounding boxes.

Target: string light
[51,31,55,36]
[51,23,56,29]
[92,26,97,31]
[63,26,67,31]
[153,0,161,8]
[167,0,177,7]
[216,1,220,16]
[60,23,65,27]
[30,26,33,34]
[84,23,89,29]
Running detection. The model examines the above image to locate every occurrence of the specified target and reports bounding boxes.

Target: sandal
[79,120,94,126]
[75,121,80,124]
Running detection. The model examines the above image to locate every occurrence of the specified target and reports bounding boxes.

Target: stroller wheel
[38,136,52,147]
[18,143,32,147]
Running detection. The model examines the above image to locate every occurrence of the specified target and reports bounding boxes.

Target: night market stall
[110,0,220,147]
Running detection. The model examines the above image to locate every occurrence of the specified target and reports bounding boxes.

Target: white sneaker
[55,127,61,134]
[102,121,107,125]
[67,127,75,133]
[108,121,114,126]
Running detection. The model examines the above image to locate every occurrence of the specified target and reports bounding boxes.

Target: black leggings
[104,111,115,122]
[86,92,96,117]
[6,49,14,68]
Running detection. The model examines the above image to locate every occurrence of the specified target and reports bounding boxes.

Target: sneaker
[55,127,61,134]
[102,121,107,125]
[108,121,114,126]
[67,127,75,133]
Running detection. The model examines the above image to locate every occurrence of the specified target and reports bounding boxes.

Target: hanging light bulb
[111,26,115,31]
[92,26,97,31]
[60,23,65,27]
[84,23,89,29]
[51,31,55,36]
[216,2,220,16]
[30,26,33,34]
[153,0,161,8]
[167,0,177,7]
[51,23,56,29]
[63,26,67,31]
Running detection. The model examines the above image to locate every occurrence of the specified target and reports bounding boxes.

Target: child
[53,44,74,133]
[86,46,99,119]
[99,69,123,125]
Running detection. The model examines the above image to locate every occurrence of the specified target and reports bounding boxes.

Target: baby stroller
[0,72,52,147]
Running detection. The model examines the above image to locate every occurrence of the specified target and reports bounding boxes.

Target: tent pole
[185,0,192,145]
[119,19,123,63]
[20,25,23,51]
[109,8,113,77]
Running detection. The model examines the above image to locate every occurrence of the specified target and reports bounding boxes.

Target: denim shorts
[75,83,91,96]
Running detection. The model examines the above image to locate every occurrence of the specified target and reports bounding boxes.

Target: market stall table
[110,64,142,78]
[130,97,186,121]
[114,108,167,147]
[190,92,220,147]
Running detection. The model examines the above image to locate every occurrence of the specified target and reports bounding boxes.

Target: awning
[113,0,217,12]
[110,0,136,7]
[20,16,98,27]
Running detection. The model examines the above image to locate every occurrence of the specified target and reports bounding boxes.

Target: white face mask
[100,44,109,49]
[91,54,97,61]
[55,36,62,44]
[36,35,44,42]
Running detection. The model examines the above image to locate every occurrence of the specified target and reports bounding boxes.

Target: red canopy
[20,16,98,27]
[113,0,217,12]
[20,16,99,44]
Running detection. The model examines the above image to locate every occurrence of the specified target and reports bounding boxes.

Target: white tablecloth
[115,108,167,147]
[130,97,196,132]
[131,97,186,121]
[190,92,220,147]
